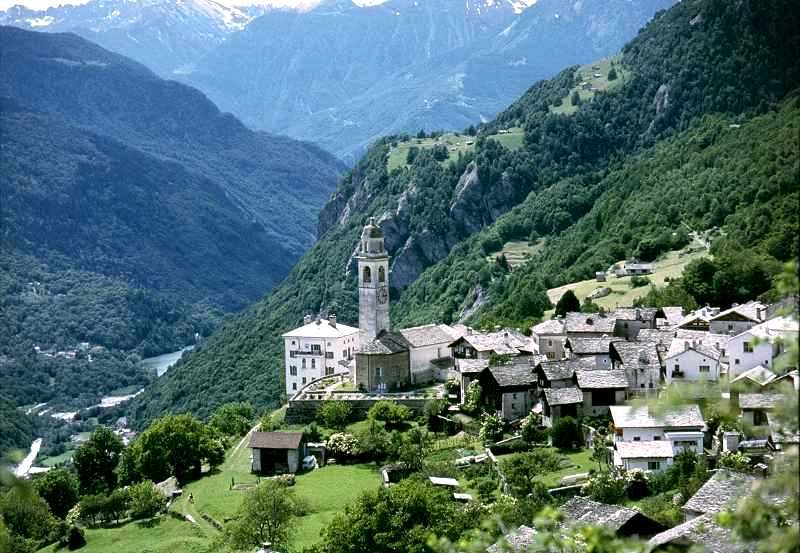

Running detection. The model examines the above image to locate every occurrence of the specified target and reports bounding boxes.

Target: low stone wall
[285,394,432,424]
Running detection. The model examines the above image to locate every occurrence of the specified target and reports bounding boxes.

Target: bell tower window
[363,266,372,283]
[378,266,386,283]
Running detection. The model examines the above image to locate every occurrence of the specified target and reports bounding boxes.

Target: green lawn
[545,243,709,317]
[38,516,211,553]
[40,449,74,467]
[387,134,475,171]
[486,128,525,151]
[496,447,597,488]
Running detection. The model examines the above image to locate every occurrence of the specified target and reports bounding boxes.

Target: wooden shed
[249,431,305,475]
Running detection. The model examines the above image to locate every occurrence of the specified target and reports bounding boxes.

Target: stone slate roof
[616,440,675,459]
[561,497,643,531]
[739,316,799,342]
[486,525,537,553]
[730,366,777,387]
[682,469,758,516]
[531,319,565,336]
[398,324,456,348]
[609,405,704,429]
[358,331,410,355]
[660,306,684,326]
[575,370,628,389]
[450,329,532,355]
[565,336,613,355]
[489,364,537,389]
[710,301,767,323]
[739,392,784,410]
[564,312,616,334]
[612,307,662,322]
[458,358,490,374]
[610,340,660,368]
[648,513,754,552]
[249,431,304,450]
[543,386,583,406]
[538,360,578,381]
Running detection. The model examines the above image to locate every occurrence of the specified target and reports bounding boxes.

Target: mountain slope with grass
[129,0,800,425]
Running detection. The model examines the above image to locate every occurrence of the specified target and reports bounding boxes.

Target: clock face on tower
[377,286,388,304]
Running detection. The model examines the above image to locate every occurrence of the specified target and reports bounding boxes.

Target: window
[325,352,334,359]
[375,367,382,378]
[512,393,518,399]
[302,359,306,369]
[654,436,661,441]
[633,437,641,441]
[728,324,734,331]
[325,367,334,376]
[363,266,372,283]
[649,383,654,388]
[743,342,754,353]
[290,351,296,358]
[302,377,307,384]
[648,461,661,471]
[378,266,386,283]
[311,344,321,353]
[699,365,710,373]
[311,359,315,369]
[290,366,297,376]
[327,342,332,347]
[547,339,553,346]
[735,358,740,365]
[674,364,680,371]
[291,340,296,345]
[292,383,297,390]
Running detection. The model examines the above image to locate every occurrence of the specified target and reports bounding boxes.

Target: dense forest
[128,0,800,426]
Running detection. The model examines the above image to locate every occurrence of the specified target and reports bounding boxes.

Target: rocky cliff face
[320,159,523,291]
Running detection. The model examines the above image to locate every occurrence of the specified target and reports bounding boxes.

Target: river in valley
[140,345,194,377]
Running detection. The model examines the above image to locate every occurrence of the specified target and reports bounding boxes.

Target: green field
[40,449,74,467]
[486,239,544,269]
[386,128,525,171]
[496,447,595,488]
[546,243,709,316]
[550,56,630,115]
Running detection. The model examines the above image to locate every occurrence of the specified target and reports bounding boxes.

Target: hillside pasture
[550,56,630,115]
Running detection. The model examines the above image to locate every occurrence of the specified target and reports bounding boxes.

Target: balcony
[289,350,323,357]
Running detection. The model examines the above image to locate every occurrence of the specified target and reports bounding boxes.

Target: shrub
[209,402,254,436]
[582,471,626,504]
[128,481,166,520]
[479,412,505,443]
[630,275,651,288]
[718,451,751,472]
[61,525,86,550]
[368,401,411,428]
[520,412,548,444]
[464,381,482,415]
[317,401,353,430]
[625,469,651,500]
[424,399,448,431]
[444,378,460,396]
[326,433,359,459]
[554,290,580,317]
[304,421,321,442]
[551,417,583,449]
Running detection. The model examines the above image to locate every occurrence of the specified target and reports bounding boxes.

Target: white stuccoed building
[282,314,360,395]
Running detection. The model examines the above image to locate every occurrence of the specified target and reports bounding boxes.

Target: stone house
[564,312,617,339]
[398,323,460,384]
[725,316,798,378]
[564,336,613,368]
[612,307,665,340]
[477,357,541,421]
[561,497,666,538]
[681,469,758,521]
[738,392,783,427]
[708,301,767,335]
[249,431,305,474]
[574,370,628,417]
[541,386,583,427]
[456,358,489,404]
[610,340,662,395]
[530,319,566,360]
[449,329,534,361]
[354,331,411,393]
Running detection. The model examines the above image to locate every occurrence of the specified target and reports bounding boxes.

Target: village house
[354,332,412,392]
[729,365,778,390]
[574,369,628,417]
[530,318,566,360]
[738,392,784,427]
[541,386,583,427]
[449,329,535,361]
[708,300,768,335]
[456,358,489,404]
[619,261,654,276]
[477,357,542,420]
[249,431,305,474]
[610,340,662,394]
[397,323,461,384]
[564,312,617,339]
[534,358,591,389]
[681,469,758,521]
[560,497,666,538]
[563,336,613,368]
[725,316,798,378]
[675,306,721,331]
[648,513,743,552]
[612,307,665,340]
[609,405,705,471]
[663,339,723,385]
[282,314,360,395]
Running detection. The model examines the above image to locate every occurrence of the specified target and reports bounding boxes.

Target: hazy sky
[0,0,387,11]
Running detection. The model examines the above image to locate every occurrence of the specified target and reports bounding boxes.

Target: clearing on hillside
[486,239,545,270]
[550,56,630,115]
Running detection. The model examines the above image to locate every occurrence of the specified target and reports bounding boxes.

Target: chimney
[756,307,764,321]
[328,314,337,328]
[304,314,313,325]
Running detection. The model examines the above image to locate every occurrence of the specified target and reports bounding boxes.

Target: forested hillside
[0,27,343,416]
[129,0,800,425]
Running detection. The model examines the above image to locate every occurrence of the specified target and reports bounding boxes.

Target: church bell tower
[357,217,390,341]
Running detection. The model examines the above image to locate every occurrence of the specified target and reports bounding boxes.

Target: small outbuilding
[249,431,305,475]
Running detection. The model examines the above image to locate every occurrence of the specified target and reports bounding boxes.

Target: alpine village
[0,0,798,552]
